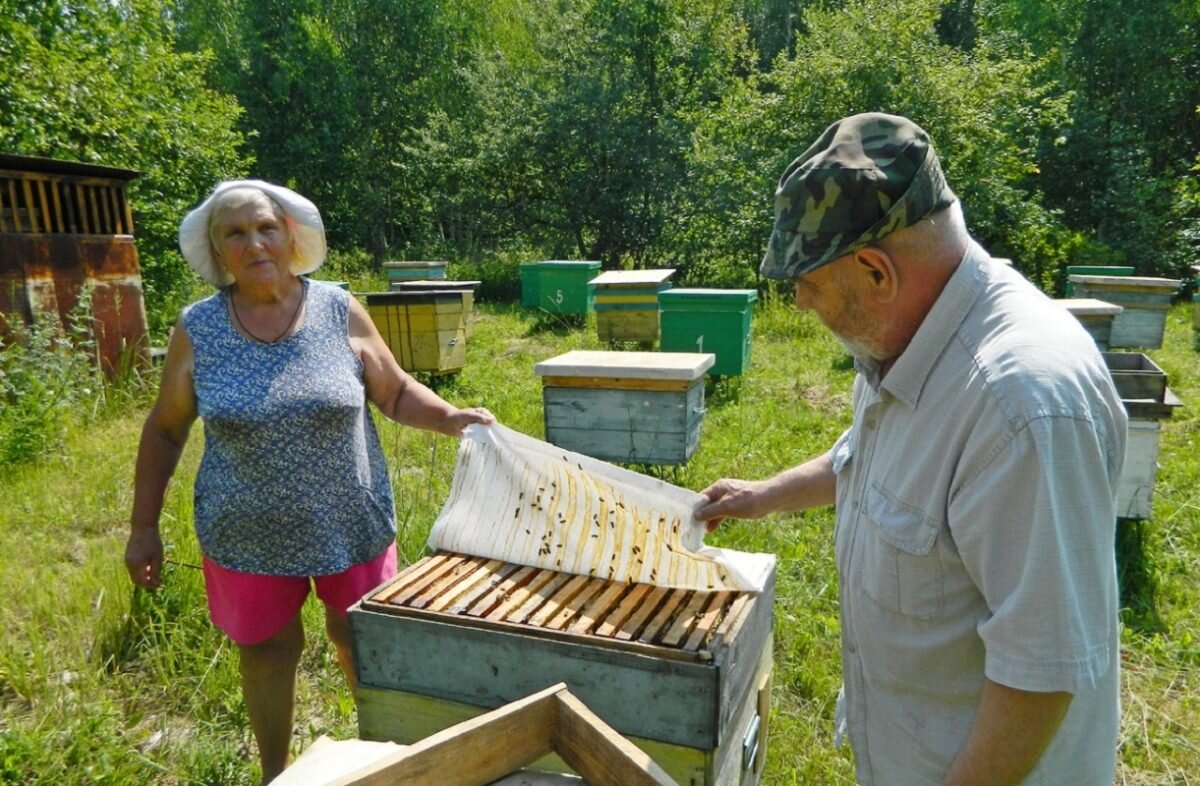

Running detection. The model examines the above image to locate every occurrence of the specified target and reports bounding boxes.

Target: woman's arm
[348,296,492,436]
[125,321,199,588]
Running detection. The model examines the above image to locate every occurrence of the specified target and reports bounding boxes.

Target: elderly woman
[124,180,492,783]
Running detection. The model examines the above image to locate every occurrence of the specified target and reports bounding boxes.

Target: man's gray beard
[833,331,881,361]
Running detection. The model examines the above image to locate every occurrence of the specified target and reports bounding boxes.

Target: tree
[447,0,750,269]
[975,0,1200,278]
[678,0,1075,289]
[0,0,250,334]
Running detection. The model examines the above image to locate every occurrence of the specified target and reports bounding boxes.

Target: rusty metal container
[0,154,148,374]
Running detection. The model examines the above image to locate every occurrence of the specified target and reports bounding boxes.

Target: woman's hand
[441,406,495,437]
[125,527,165,589]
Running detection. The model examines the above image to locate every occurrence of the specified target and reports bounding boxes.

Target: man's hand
[696,478,773,532]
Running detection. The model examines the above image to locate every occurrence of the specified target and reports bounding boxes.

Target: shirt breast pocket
[860,483,945,620]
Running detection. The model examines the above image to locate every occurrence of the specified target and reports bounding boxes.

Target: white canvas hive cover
[428,423,774,593]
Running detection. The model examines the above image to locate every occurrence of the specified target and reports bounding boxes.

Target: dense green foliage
[4,0,1198,332]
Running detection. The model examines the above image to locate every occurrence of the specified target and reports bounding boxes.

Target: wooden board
[589,269,676,287]
[535,351,714,381]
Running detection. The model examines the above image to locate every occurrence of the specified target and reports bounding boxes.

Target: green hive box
[521,261,600,314]
[659,288,758,377]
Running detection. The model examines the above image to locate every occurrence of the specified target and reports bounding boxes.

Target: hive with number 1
[658,289,758,377]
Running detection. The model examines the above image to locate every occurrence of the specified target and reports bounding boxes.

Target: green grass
[0,297,1197,784]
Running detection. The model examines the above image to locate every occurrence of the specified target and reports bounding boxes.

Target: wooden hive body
[350,552,774,786]
[366,291,466,374]
[1056,298,1122,350]
[1068,275,1180,349]
[657,289,757,377]
[520,261,601,314]
[1100,352,1182,519]
[590,269,675,343]
[387,280,480,338]
[534,351,714,466]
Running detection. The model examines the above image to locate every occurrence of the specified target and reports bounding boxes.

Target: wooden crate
[589,269,675,344]
[534,350,714,466]
[366,291,467,374]
[388,280,480,338]
[1056,298,1122,350]
[1067,275,1181,349]
[1102,351,1167,402]
[350,553,775,786]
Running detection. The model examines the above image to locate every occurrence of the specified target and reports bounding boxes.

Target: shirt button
[866,417,877,430]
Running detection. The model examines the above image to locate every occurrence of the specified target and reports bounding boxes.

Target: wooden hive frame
[365,552,749,659]
[330,682,677,786]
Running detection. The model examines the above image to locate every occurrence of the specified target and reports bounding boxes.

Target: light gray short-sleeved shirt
[830,242,1127,785]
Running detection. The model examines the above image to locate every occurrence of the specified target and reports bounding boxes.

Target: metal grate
[0,173,133,236]
[365,552,749,654]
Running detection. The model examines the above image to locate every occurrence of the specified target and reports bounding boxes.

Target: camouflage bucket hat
[760,112,957,280]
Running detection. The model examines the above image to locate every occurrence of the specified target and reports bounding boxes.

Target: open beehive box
[351,552,773,786]
[1101,352,1183,519]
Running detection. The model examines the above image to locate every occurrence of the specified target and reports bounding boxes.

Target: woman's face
[211,192,293,286]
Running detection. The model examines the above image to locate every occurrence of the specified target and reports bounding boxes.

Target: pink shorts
[202,544,398,645]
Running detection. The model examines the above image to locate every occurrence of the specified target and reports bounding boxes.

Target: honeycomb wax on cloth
[427,423,774,593]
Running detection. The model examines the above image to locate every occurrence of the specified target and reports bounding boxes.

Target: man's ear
[852,246,899,304]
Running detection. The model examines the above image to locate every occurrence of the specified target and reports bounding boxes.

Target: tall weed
[0,308,100,465]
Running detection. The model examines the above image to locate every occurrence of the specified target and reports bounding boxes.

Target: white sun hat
[179,179,327,287]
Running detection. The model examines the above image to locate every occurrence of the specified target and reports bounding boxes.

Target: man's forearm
[942,678,1072,786]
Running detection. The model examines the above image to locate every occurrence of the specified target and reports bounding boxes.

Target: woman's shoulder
[181,289,226,322]
[305,278,350,299]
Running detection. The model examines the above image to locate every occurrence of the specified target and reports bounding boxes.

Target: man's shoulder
[955,276,1117,423]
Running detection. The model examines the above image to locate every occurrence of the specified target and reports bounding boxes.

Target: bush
[0,310,101,465]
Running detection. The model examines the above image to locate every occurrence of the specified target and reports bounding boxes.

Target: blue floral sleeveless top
[183,279,395,575]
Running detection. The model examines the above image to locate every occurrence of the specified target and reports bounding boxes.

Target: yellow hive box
[367,291,467,374]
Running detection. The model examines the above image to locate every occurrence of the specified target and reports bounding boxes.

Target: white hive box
[534,350,714,465]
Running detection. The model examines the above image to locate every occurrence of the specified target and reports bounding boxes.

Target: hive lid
[1067,275,1181,289]
[658,288,758,306]
[588,269,676,287]
[390,280,481,290]
[533,260,602,269]
[364,290,464,305]
[1056,298,1123,316]
[535,350,714,380]
[382,260,448,268]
